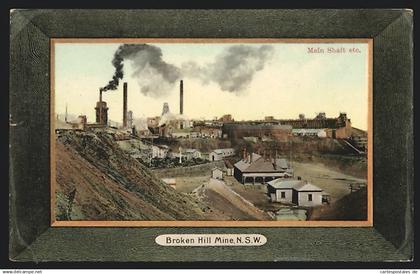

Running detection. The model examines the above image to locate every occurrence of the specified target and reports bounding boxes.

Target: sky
[54,41,370,130]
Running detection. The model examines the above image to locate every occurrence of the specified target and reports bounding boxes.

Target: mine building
[267,178,325,207]
[222,123,292,142]
[292,128,327,137]
[209,148,235,162]
[198,126,223,138]
[234,152,294,184]
[275,112,352,139]
[95,93,108,125]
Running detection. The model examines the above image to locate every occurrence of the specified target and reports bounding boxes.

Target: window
[308,194,313,201]
[281,192,286,199]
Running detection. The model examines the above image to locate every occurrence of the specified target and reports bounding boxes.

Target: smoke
[101,44,180,97]
[182,45,274,93]
[102,44,274,96]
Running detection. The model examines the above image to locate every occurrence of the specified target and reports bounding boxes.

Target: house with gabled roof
[267,178,324,207]
[233,153,293,184]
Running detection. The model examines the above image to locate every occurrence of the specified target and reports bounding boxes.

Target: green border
[9,9,413,262]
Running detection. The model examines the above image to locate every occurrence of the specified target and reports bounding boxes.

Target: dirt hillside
[55,130,206,221]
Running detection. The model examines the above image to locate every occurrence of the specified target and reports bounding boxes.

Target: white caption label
[155,234,267,246]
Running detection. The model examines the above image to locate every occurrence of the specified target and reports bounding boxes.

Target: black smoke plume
[101,44,180,97]
[102,44,274,96]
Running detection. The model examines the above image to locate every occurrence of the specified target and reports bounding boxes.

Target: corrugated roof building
[233,153,294,184]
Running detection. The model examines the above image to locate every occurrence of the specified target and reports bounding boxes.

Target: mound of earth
[55,130,207,221]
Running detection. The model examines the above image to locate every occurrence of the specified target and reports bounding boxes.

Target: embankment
[152,161,225,178]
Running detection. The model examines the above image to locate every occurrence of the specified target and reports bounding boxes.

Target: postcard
[50,38,372,227]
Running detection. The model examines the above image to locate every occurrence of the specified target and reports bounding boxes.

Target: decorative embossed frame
[9,9,413,263]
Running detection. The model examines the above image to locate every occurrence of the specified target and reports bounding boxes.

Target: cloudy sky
[54,41,370,130]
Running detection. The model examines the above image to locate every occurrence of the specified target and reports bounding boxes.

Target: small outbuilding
[211,167,224,180]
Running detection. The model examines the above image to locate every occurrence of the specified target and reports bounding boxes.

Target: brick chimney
[123,82,128,128]
[180,80,184,115]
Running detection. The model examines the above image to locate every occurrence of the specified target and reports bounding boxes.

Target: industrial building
[271,112,353,139]
[222,123,292,141]
[234,152,293,184]
[147,80,194,138]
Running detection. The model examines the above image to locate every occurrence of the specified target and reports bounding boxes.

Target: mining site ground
[291,161,366,202]
[155,157,367,221]
[56,129,367,221]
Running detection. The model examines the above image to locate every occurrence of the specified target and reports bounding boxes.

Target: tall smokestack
[180,80,183,115]
[123,82,128,128]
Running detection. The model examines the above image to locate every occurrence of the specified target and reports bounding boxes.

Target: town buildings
[184,149,202,160]
[152,145,169,159]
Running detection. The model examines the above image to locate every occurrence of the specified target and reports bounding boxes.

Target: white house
[267,178,323,207]
[209,148,235,161]
[184,149,202,160]
[211,167,224,180]
[152,145,169,158]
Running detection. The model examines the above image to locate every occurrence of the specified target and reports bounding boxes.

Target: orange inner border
[50,38,373,227]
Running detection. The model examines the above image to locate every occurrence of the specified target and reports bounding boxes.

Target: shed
[211,167,224,180]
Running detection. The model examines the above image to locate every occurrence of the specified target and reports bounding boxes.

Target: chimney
[98,89,102,124]
[180,80,184,115]
[123,82,128,128]
[243,147,247,161]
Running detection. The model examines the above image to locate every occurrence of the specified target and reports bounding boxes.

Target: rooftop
[234,153,290,173]
[213,148,235,154]
[267,178,322,192]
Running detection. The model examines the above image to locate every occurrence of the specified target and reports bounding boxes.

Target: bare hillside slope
[55,130,206,221]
